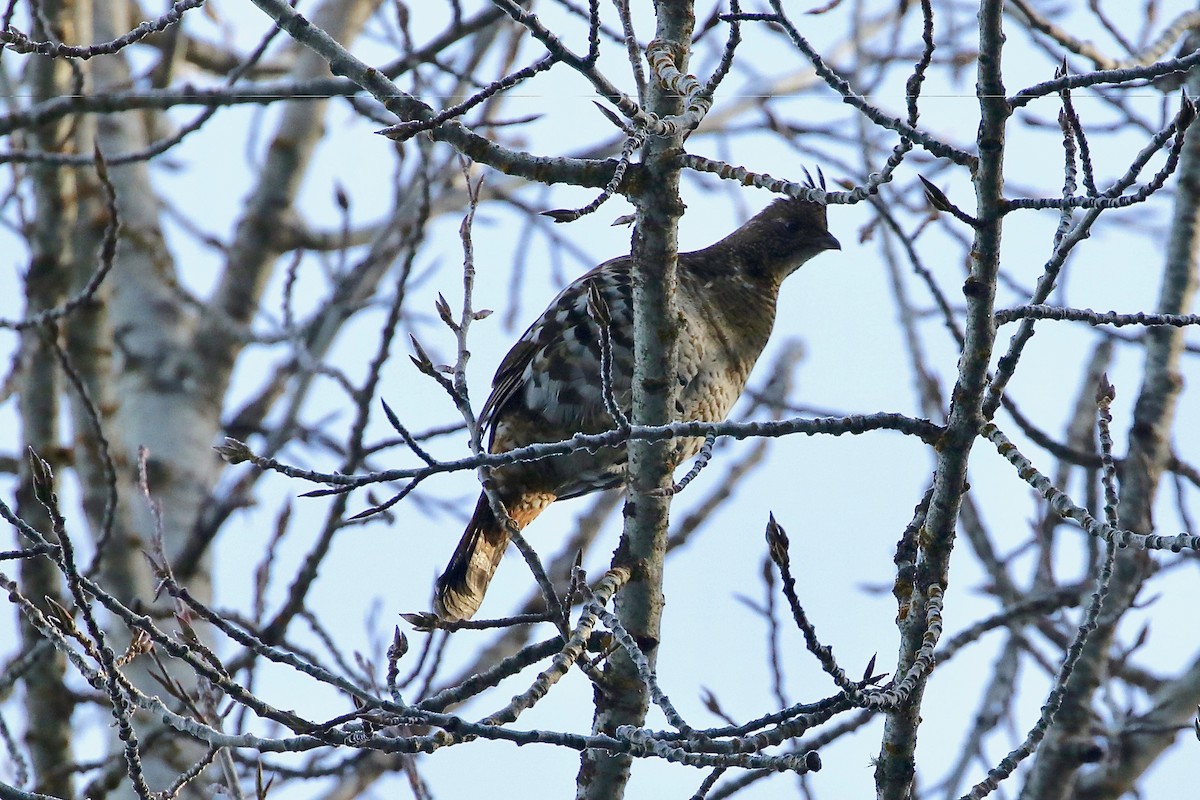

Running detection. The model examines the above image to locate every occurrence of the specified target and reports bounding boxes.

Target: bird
[434,192,841,621]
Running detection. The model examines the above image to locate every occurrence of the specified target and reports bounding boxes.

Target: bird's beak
[823,231,842,252]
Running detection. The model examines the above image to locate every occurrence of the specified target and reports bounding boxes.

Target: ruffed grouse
[435,195,840,621]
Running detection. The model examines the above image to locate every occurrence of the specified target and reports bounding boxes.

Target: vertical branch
[875,1,1010,797]
[577,4,695,799]
[16,0,82,791]
[1024,9,1200,796]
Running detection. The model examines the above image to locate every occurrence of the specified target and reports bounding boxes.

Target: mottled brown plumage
[435,196,840,621]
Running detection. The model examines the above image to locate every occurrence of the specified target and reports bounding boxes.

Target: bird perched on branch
[435,192,840,621]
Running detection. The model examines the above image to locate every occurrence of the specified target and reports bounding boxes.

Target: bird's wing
[478,335,537,432]
[477,257,631,441]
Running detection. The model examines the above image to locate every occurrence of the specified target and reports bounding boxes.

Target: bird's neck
[680,248,780,366]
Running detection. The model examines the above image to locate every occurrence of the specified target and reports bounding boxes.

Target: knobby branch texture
[0,2,1197,800]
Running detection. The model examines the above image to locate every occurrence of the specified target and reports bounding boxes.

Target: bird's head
[736,196,841,282]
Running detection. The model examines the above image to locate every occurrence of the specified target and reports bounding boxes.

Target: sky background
[1,1,1198,798]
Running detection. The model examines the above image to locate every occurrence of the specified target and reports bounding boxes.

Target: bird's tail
[434,494,510,621]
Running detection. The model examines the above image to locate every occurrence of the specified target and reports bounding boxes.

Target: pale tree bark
[17,0,81,791]
[577,2,693,796]
[87,0,378,793]
[1,3,1199,800]
[876,1,1010,794]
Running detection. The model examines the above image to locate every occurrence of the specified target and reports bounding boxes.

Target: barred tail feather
[434,494,510,621]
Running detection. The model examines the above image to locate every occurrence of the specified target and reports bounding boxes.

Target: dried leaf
[917,175,952,213]
[765,513,791,568]
[592,101,628,131]
[213,437,254,465]
[434,292,456,329]
[541,208,579,224]
[400,611,439,632]
[388,626,409,662]
[1178,88,1196,129]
